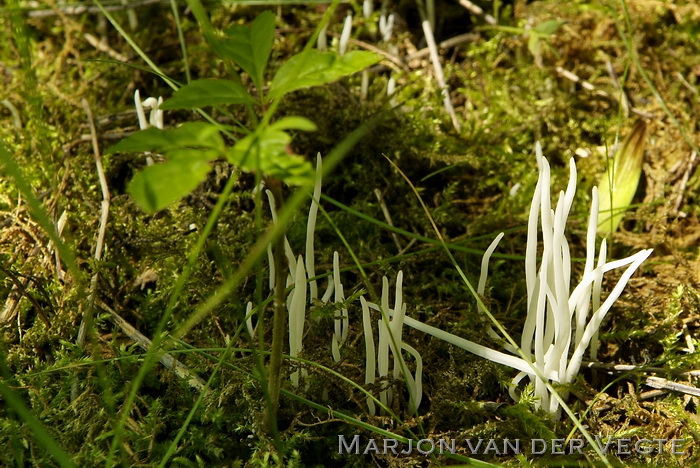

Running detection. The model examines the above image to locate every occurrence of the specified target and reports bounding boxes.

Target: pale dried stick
[27,0,161,18]
[556,66,654,118]
[417,0,460,131]
[99,300,206,392]
[645,376,700,398]
[457,0,496,25]
[84,32,129,62]
[405,33,481,62]
[77,98,111,348]
[373,189,402,251]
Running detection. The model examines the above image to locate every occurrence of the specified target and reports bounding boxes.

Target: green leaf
[269,116,317,132]
[106,122,225,155]
[527,34,543,67]
[217,11,276,89]
[597,120,646,236]
[533,19,565,36]
[228,127,313,186]
[527,19,564,68]
[127,155,212,213]
[159,79,253,110]
[268,49,381,99]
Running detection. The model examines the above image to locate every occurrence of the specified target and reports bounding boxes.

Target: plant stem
[265,177,288,447]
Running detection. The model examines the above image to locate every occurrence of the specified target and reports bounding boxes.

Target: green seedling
[107,10,380,213]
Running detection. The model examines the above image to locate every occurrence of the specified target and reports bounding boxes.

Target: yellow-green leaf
[597,120,646,236]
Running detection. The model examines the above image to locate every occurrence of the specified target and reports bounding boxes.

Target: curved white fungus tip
[363,0,373,19]
[339,14,353,56]
[317,23,328,51]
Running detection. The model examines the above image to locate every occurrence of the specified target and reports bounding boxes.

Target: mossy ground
[1,0,700,466]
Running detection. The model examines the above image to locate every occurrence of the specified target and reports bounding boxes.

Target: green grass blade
[93,0,178,90]
[169,0,191,83]
[0,376,76,467]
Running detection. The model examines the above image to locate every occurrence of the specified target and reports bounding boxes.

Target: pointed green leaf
[218,11,276,89]
[597,120,646,236]
[527,34,543,67]
[159,79,253,110]
[268,49,381,99]
[228,127,313,186]
[527,35,542,59]
[269,116,317,132]
[128,156,212,213]
[533,19,565,36]
[106,122,225,155]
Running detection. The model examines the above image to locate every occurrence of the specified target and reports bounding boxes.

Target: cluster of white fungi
[134,89,652,416]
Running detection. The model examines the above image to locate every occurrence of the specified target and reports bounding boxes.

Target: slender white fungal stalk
[245,302,255,338]
[361,70,369,100]
[401,314,558,380]
[361,297,376,415]
[306,154,322,303]
[317,23,328,51]
[402,342,423,413]
[419,16,460,131]
[378,275,393,406]
[379,13,394,42]
[363,0,373,19]
[589,239,606,360]
[331,251,348,362]
[391,302,408,369]
[134,90,163,165]
[509,182,521,197]
[478,233,505,294]
[565,249,652,383]
[289,255,307,387]
[339,14,353,56]
[150,96,163,129]
[387,75,397,106]
[267,245,275,291]
[134,90,148,130]
[390,272,405,381]
[387,76,396,97]
[478,232,507,345]
[377,316,390,407]
[321,280,335,303]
